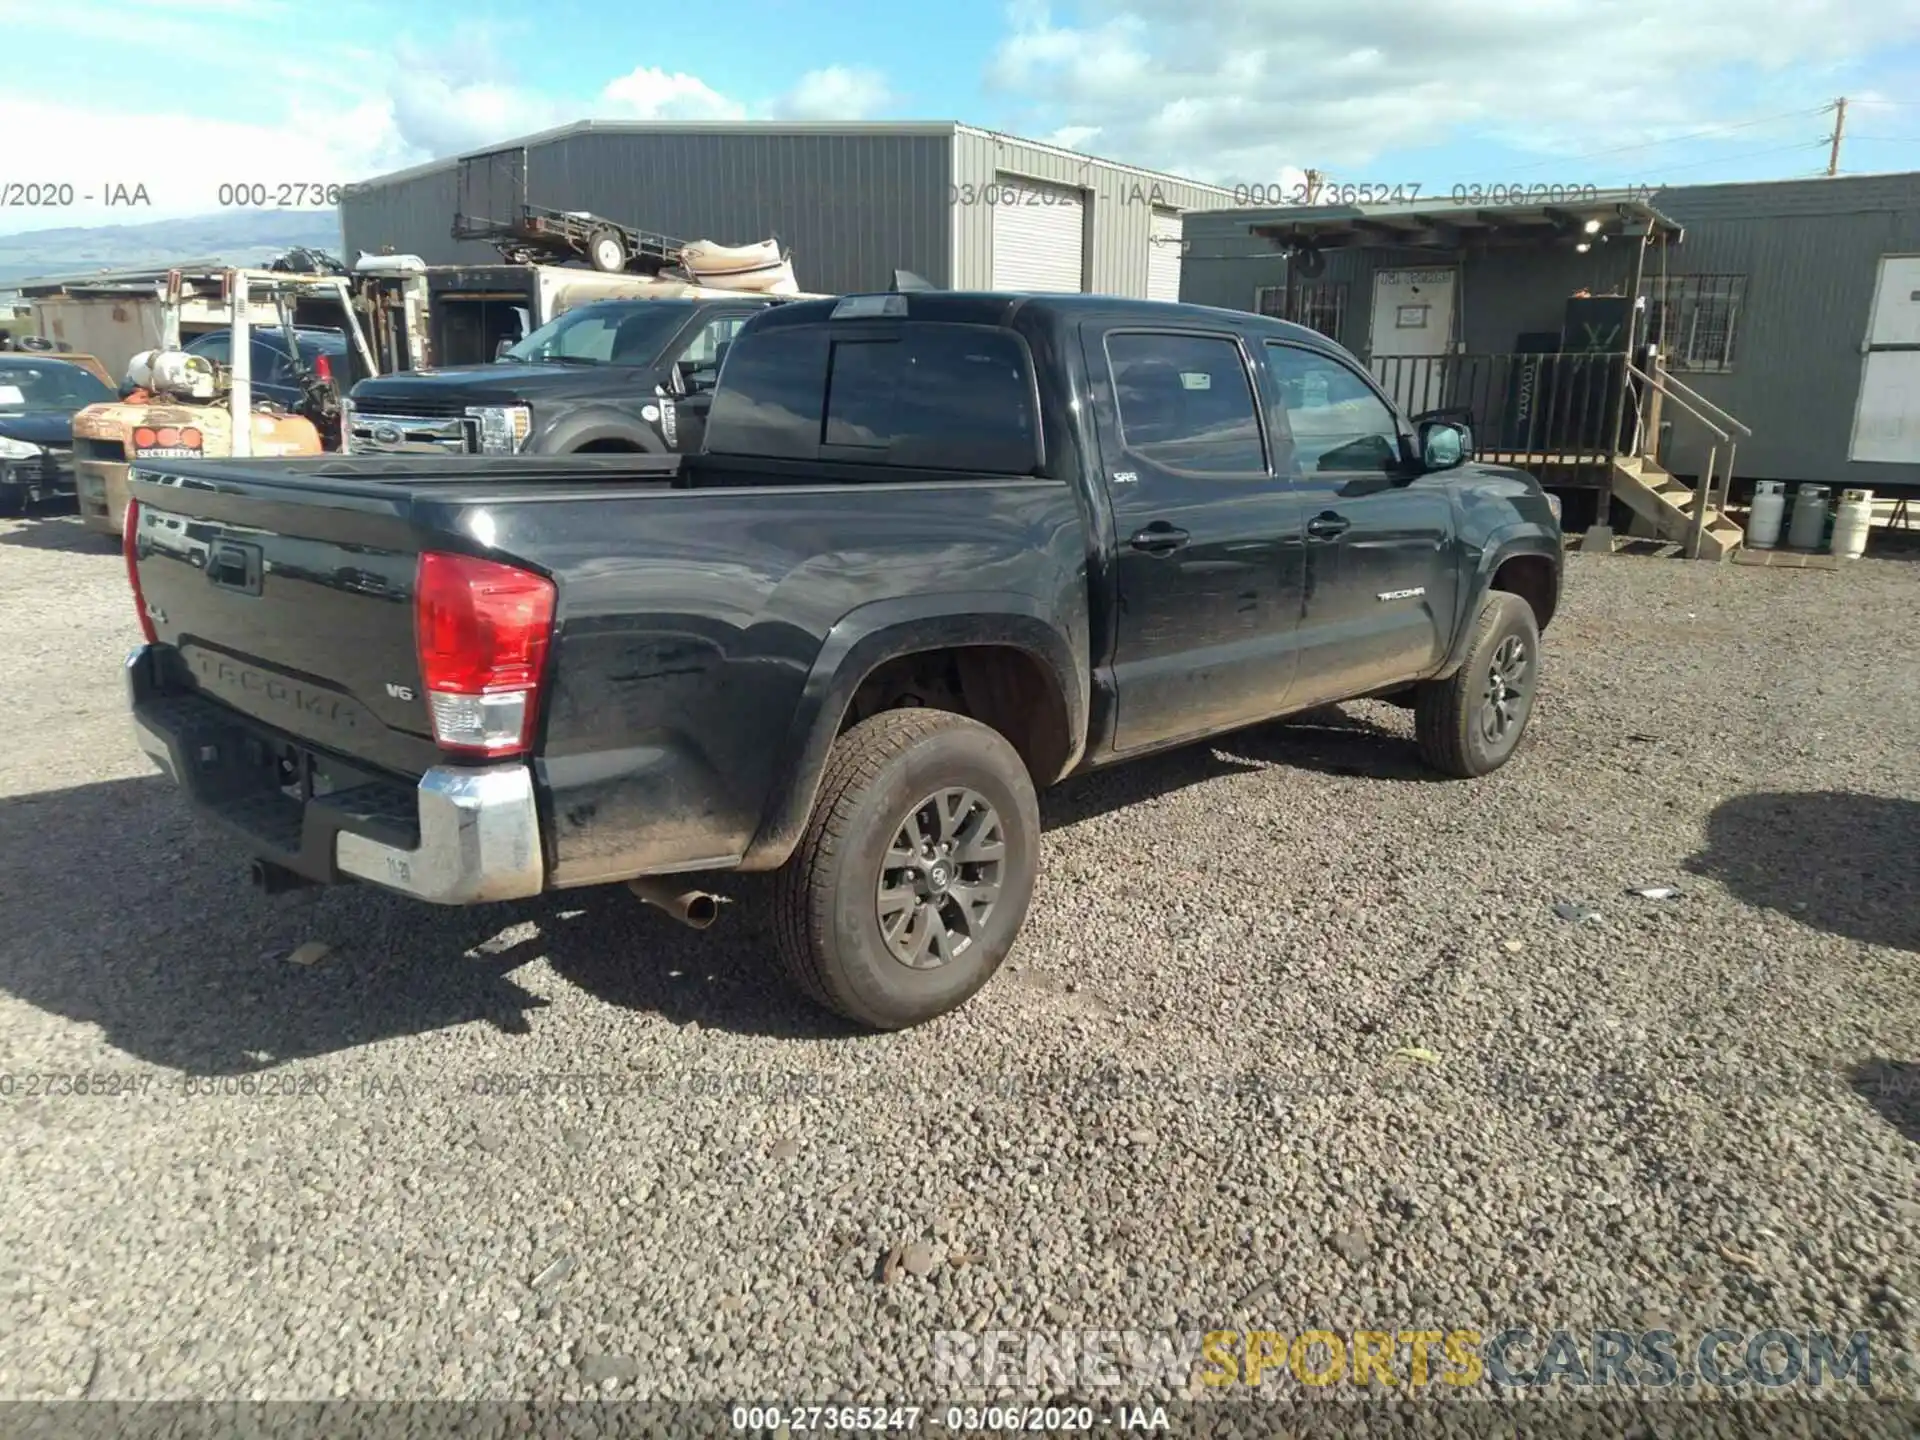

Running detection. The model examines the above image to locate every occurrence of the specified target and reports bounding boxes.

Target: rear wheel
[773,709,1039,1030]
[587,228,628,273]
[1414,591,1540,777]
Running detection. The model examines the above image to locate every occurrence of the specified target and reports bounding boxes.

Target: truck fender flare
[1435,522,1562,677]
[541,409,663,454]
[738,593,1086,871]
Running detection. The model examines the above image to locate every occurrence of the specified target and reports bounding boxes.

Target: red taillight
[133,426,157,449]
[124,497,157,644]
[179,426,203,448]
[413,550,555,758]
[313,354,333,384]
[155,426,180,447]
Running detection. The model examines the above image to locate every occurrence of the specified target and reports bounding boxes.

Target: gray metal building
[341,121,1235,301]
[1180,172,1920,490]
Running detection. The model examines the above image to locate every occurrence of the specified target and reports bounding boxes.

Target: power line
[1847,135,1920,142]
[1494,105,1834,174]
[1582,139,1832,185]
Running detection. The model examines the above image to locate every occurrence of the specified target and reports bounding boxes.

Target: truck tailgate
[128,468,448,776]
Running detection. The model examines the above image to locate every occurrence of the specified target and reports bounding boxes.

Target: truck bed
[124,452,1090,895]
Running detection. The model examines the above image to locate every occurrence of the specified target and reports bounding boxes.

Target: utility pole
[1827,97,1848,177]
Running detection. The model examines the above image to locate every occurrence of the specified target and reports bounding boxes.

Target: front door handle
[1306,513,1350,541]
[1129,523,1190,555]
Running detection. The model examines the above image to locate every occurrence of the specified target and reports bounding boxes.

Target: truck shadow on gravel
[1849,1059,1920,1145]
[1218,704,1443,782]
[1685,790,1920,953]
[0,511,115,554]
[0,743,1278,1069]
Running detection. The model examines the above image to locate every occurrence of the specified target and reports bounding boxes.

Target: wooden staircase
[1610,454,1745,560]
[1605,353,1754,561]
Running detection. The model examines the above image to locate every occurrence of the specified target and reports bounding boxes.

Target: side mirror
[494,338,514,360]
[1420,420,1468,471]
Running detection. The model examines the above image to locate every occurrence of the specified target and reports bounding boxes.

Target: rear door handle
[1129,524,1190,555]
[1306,513,1350,540]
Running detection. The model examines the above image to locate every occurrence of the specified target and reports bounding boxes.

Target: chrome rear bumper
[130,644,544,905]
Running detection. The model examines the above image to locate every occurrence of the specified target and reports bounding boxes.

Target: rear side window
[704,321,1041,473]
[1105,332,1267,475]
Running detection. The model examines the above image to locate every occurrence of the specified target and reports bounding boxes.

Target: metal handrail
[1651,367,1752,439]
[1626,363,1731,442]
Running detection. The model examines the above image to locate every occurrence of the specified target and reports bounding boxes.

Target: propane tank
[1830,489,1873,561]
[1786,484,1830,550]
[1746,481,1785,549]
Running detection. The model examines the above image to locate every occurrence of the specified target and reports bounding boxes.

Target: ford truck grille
[346,407,474,455]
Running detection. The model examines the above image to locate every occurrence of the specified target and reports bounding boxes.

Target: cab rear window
[704,321,1041,474]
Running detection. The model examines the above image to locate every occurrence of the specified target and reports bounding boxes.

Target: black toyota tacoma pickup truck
[123,291,1562,1029]
[343,295,781,458]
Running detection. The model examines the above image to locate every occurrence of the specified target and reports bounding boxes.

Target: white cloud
[985,0,1920,185]
[768,66,895,121]
[1042,125,1104,152]
[600,67,750,122]
[0,94,412,231]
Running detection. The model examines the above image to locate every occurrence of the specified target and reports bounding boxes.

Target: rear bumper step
[127,644,545,905]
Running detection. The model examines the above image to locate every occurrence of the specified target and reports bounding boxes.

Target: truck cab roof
[750,291,1343,353]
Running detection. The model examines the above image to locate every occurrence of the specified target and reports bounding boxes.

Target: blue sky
[2,0,1919,232]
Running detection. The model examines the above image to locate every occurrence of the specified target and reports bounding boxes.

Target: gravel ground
[0,508,1916,1426]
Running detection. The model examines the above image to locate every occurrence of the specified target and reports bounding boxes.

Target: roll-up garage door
[991,176,1086,292]
[1147,209,1183,301]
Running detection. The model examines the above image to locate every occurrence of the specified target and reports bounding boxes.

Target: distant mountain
[0,211,344,294]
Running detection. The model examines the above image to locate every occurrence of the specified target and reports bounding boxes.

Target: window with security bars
[1254,282,1349,343]
[1642,274,1746,373]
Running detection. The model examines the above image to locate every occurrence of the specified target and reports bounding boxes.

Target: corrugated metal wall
[950,129,1236,296]
[342,126,955,294]
[341,162,497,266]
[1649,175,1920,488]
[1180,173,1920,487]
[527,129,953,293]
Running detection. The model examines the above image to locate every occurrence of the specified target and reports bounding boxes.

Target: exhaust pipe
[250,858,316,895]
[628,876,721,930]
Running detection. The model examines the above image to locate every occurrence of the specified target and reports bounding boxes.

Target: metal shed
[340,122,1235,301]
[1180,171,1920,496]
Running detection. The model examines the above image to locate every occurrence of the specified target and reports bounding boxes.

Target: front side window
[1104,331,1267,475]
[681,314,750,367]
[502,302,686,366]
[184,332,232,365]
[1264,343,1402,475]
[251,339,294,387]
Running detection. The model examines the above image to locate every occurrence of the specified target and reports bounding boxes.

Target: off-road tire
[1414,590,1541,778]
[772,709,1039,1030]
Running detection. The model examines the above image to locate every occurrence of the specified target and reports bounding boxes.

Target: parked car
[341,296,781,456]
[181,326,350,412]
[122,291,1562,1029]
[0,354,118,512]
